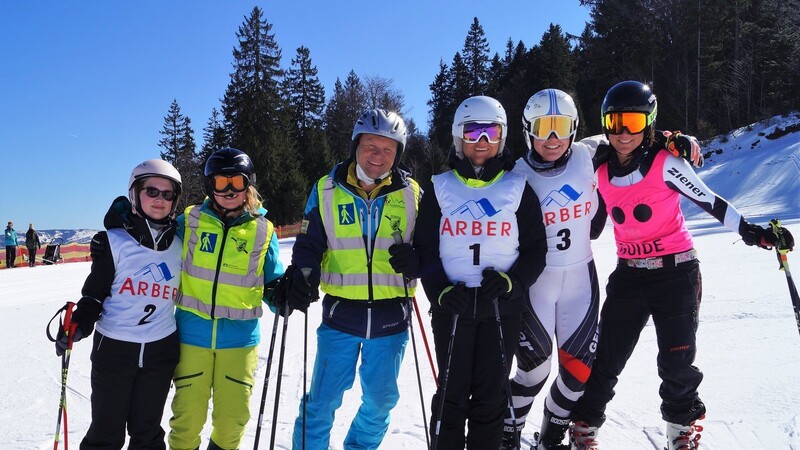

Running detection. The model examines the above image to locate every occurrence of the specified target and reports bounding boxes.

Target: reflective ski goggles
[143,187,177,201]
[602,112,652,135]
[461,122,503,143]
[211,174,249,193]
[527,115,576,140]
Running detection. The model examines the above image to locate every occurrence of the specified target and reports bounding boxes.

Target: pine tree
[461,17,491,96]
[284,45,332,187]
[324,71,366,162]
[427,60,455,170]
[220,6,305,225]
[200,107,227,167]
[157,99,203,210]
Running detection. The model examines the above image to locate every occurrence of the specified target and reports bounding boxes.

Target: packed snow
[1,115,798,449]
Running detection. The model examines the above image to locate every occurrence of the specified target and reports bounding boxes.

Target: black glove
[438,283,470,315]
[664,131,704,168]
[90,232,107,261]
[388,243,420,278]
[274,265,319,316]
[479,269,515,302]
[55,297,100,356]
[742,222,794,250]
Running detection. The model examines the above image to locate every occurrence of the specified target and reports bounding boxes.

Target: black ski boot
[500,423,523,450]
[531,410,571,450]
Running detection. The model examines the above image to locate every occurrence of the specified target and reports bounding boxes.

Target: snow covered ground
[1,116,798,449]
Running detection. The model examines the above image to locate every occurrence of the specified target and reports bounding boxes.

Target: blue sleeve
[264,231,284,285]
[176,213,186,237]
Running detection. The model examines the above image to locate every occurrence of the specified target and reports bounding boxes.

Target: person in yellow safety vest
[168,148,284,450]
[273,109,421,450]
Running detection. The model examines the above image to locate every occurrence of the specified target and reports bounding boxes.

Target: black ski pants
[5,245,16,267]
[572,260,706,427]
[27,246,37,267]
[81,331,179,450]
[429,310,520,450]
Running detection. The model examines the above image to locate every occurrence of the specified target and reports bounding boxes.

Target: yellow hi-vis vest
[318,177,419,300]
[177,206,272,319]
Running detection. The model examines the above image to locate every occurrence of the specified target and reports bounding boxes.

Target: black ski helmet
[601,81,658,137]
[203,148,256,197]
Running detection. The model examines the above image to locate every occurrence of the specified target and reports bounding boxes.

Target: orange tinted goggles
[603,112,650,135]
[528,115,576,140]
[212,174,249,193]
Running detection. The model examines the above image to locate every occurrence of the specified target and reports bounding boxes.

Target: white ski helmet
[128,159,183,215]
[451,95,508,159]
[350,109,407,168]
[522,89,579,150]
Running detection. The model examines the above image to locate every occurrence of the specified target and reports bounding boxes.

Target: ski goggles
[211,174,249,193]
[461,122,503,143]
[143,186,177,201]
[527,115,576,140]
[602,112,652,135]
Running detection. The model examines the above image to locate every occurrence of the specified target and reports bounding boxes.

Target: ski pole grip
[392,230,403,245]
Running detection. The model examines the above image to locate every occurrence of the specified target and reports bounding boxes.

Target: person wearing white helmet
[53,158,183,449]
[279,109,421,450]
[414,95,548,449]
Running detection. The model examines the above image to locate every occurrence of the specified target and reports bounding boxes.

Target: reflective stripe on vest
[177,206,272,319]
[318,177,419,300]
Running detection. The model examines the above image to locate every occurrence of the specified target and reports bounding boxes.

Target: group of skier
[50,79,795,450]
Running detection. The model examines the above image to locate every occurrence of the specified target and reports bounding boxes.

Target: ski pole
[268,300,291,450]
[253,311,281,450]
[432,301,461,450]
[413,295,438,386]
[492,296,519,450]
[392,231,431,449]
[300,267,314,450]
[50,301,77,450]
[770,219,800,336]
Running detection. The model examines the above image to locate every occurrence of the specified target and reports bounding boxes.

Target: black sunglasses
[143,186,177,201]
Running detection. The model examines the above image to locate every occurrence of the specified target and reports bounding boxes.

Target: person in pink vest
[569,81,794,450]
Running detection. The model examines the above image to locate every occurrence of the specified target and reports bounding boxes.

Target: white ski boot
[665,417,703,449]
[569,421,599,450]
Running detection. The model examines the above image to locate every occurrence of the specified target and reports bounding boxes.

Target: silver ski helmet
[522,89,579,150]
[350,109,407,169]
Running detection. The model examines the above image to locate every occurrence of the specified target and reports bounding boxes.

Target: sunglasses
[212,174,249,193]
[143,187,177,201]
[462,122,503,143]
[603,112,652,135]
[528,115,576,140]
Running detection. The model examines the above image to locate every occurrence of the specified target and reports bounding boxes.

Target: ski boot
[500,423,524,450]
[531,410,571,450]
[569,421,599,450]
[665,415,703,450]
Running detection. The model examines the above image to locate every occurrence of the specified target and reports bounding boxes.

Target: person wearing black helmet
[279,109,420,450]
[568,81,795,450]
[53,158,183,449]
[168,148,284,450]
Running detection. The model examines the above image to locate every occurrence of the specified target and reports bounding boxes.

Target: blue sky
[0,1,590,230]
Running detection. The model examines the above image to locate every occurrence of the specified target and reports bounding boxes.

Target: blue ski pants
[292,323,408,450]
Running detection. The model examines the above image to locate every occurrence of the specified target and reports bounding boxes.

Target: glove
[438,283,470,316]
[388,243,420,278]
[54,297,100,356]
[479,268,515,302]
[664,130,704,168]
[90,232,107,261]
[274,265,319,316]
[742,222,795,250]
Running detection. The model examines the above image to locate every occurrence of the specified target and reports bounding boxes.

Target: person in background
[168,148,283,450]
[25,223,41,267]
[569,80,795,450]
[413,95,548,449]
[5,221,18,268]
[54,159,183,449]
[279,109,420,450]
